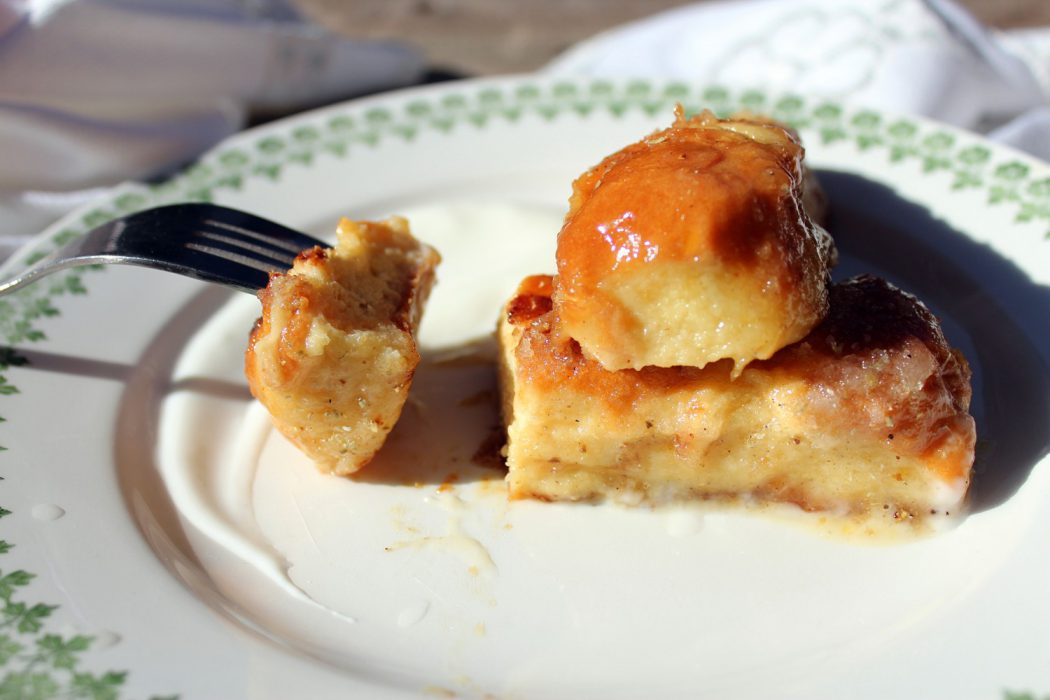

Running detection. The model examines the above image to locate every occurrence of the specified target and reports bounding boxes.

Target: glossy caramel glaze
[552,110,835,372]
[505,274,555,325]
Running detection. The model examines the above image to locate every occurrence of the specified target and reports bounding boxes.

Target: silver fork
[0,203,327,296]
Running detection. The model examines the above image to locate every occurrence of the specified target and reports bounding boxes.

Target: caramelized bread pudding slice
[246,217,439,475]
[499,275,975,522]
[553,110,835,374]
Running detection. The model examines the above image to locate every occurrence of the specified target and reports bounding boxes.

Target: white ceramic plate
[2,77,1049,700]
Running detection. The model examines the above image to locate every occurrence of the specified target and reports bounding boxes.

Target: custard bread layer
[499,275,975,521]
[246,217,439,475]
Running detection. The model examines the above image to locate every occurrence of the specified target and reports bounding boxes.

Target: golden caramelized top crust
[506,274,555,325]
[509,276,734,412]
[507,274,975,483]
[762,275,974,481]
[552,109,836,372]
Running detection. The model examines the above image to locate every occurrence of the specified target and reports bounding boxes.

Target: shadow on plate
[350,335,507,488]
[109,285,261,625]
[818,169,1050,512]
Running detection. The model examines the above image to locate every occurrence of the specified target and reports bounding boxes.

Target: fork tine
[176,203,325,252]
[130,245,275,293]
[200,215,322,255]
[188,228,301,268]
[0,202,330,297]
[111,203,324,290]
[122,204,324,254]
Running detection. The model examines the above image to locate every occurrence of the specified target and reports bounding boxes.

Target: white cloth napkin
[547,0,1050,159]
[0,0,424,260]
[6,0,1049,263]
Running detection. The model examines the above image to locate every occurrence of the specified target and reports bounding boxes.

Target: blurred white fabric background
[0,0,424,257]
[1,0,1048,260]
[548,0,1050,153]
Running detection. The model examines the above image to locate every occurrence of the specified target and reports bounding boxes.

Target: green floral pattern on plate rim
[1,78,1047,699]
